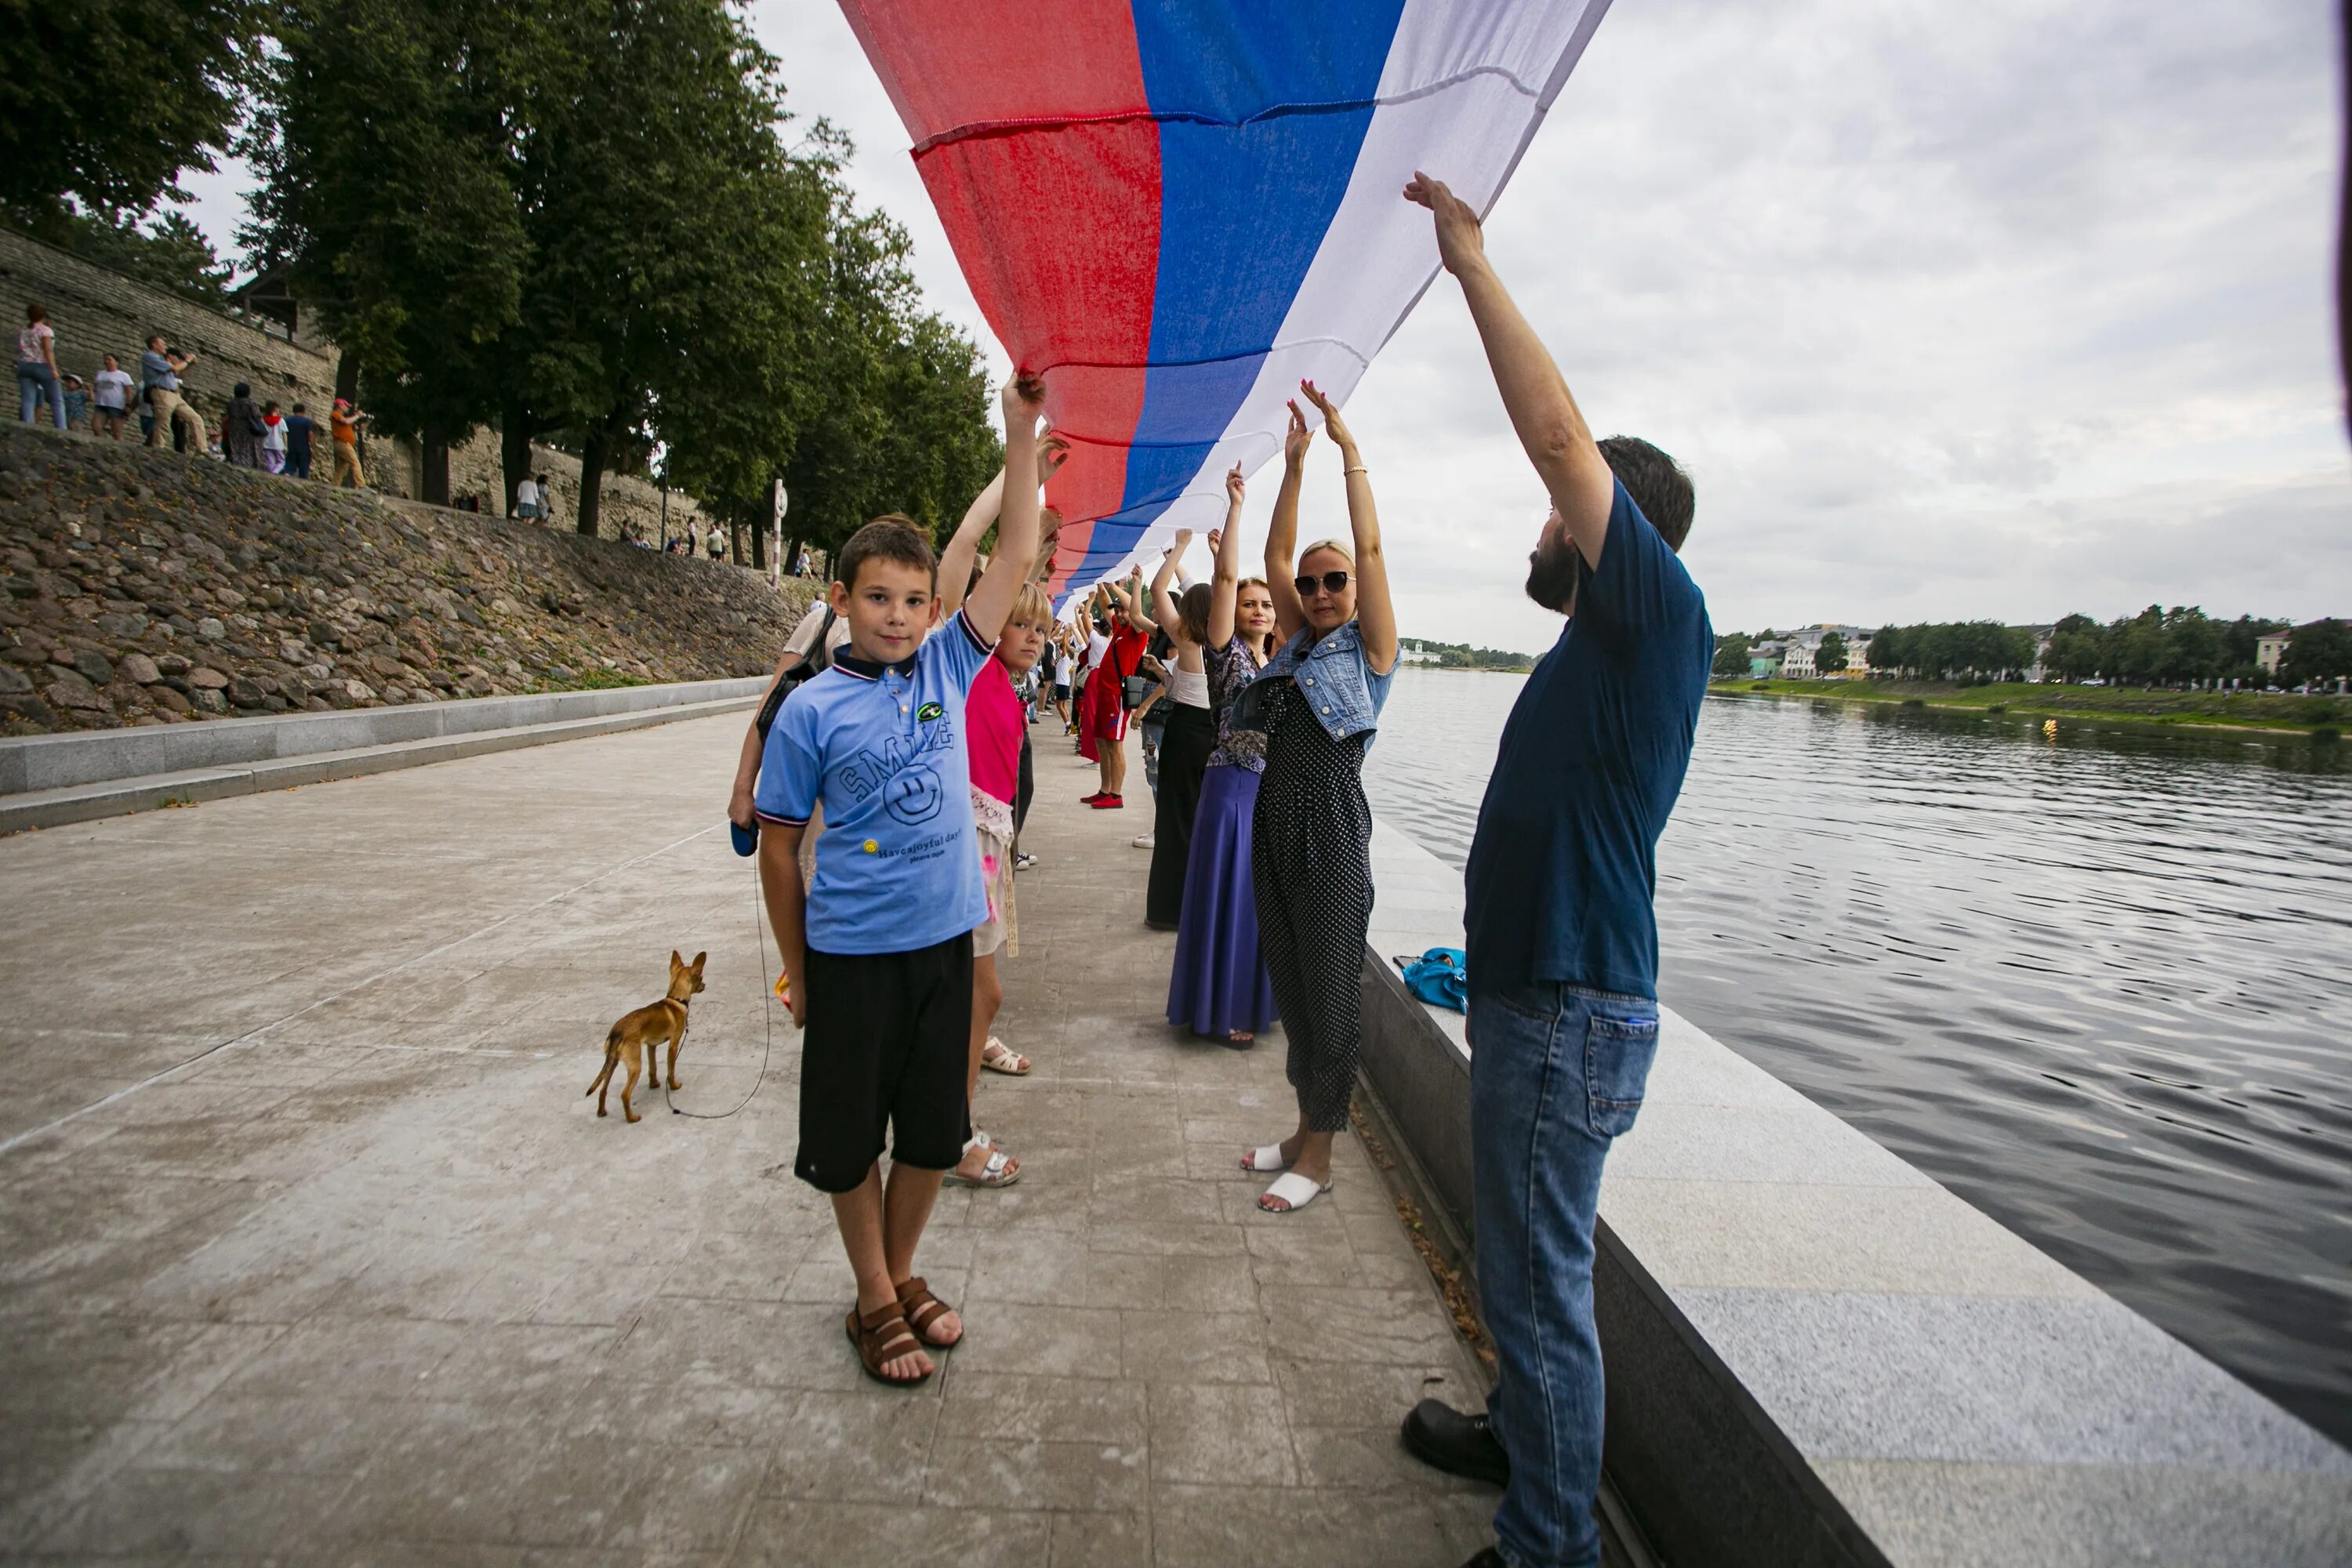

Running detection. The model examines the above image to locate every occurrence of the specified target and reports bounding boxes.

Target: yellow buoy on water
[2043,719,2058,738]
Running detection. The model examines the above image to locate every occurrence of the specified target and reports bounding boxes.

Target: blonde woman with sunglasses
[1232,383,1398,1214]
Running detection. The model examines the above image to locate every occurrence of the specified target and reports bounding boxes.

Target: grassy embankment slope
[1713,677,2351,736]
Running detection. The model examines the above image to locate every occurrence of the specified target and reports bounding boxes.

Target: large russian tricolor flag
[835,0,1614,602]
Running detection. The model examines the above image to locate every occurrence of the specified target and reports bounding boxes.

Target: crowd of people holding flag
[722,175,1711,1568]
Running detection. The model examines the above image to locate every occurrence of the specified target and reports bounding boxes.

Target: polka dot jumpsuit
[1250,673,1374,1133]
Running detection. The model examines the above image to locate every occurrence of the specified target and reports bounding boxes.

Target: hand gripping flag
[836,0,1614,601]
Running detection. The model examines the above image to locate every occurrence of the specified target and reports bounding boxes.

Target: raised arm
[1206,465,1247,648]
[1406,172,1613,568]
[1109,571,1153,635]
[940,430,1067,619]
[1150,531,1192,643]
[1265,400,1312,641]
[935,468,1004,622]
[964,377,1050,642]
[1298,379,1395,673]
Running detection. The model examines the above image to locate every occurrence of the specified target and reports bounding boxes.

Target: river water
[1362,667,2352,1448]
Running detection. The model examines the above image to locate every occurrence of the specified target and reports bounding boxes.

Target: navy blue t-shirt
[1463,480,1711,1000]
[284,415,314,463]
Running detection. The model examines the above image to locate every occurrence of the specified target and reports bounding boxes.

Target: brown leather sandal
[895,1276,963,1348]
[844,1302,932,1387]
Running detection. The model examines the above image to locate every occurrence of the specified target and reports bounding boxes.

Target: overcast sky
[181,0,2350,652]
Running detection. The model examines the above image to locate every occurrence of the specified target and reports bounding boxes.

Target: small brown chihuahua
[587,949,706,1123]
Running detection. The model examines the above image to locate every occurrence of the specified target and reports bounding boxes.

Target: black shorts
[795,932,973,1192]
[1053,683,1071,700]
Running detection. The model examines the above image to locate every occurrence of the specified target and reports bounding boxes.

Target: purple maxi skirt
[1167,762,1279,1039]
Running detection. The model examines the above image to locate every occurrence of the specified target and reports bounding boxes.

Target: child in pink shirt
[947,578,1053,1185]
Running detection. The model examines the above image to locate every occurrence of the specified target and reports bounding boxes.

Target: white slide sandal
[1242,1144,1288,1173]
[1258,1171,1331,1214]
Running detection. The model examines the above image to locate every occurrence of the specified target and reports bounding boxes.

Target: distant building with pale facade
[1777,625,1875,679]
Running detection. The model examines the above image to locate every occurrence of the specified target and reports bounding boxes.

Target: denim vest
[1232,620,1395,745]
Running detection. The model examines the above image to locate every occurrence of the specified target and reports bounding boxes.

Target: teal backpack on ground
[1394,947,1468,1013]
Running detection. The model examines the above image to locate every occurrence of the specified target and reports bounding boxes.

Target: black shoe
[1403,1399,1509,1486]
[1457,1552,1506,1568]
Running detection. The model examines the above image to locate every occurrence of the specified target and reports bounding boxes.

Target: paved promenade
[0,710,1497,1564]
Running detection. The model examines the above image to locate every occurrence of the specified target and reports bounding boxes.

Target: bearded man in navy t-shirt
[1397,174,1712,1568]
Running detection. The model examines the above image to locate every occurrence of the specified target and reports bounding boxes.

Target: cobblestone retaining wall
[0,423,809,735]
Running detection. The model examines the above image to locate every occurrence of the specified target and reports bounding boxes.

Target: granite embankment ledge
[0,677,765,832]
[1355,822,2352,1568]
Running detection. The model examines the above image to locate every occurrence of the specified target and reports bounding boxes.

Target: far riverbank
[1713,677,2350,736]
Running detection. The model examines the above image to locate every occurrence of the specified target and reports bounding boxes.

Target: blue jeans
[1468,980,1661,1568]
[17,362,64,429]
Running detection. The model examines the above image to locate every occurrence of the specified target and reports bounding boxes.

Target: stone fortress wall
[0,228,698,543]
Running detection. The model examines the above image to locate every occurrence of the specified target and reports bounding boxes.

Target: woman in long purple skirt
[1167,459,1284,1044]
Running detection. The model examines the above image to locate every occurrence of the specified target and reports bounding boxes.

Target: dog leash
[663,857,779,1122]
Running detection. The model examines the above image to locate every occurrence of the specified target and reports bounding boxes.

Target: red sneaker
[1090,794,1123,810]
[1080,791,1105,804]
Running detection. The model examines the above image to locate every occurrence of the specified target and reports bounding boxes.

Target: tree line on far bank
[1713,609,2349,689]
[3,0,1004,568]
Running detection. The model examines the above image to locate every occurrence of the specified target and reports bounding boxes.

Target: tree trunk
[420,423,450,508]
[333,352,360,407]
[751,514,768,572]
[501,406,533,517]
[731,517,747,566]
[577,426,608,539]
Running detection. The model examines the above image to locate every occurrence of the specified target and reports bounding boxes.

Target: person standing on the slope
[1395,172,1711,1568]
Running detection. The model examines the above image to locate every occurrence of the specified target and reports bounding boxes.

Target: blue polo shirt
[1463,481,1711,999]
[755,610,994,955]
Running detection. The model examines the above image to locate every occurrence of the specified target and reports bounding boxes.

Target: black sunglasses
[1294,569,1352,598]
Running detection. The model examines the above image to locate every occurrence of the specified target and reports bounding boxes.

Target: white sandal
[1258,1171,1330,1214]
[980,1036,1031,1076]
[1241,1144,1288,1173]
[946,1134,1021,1188]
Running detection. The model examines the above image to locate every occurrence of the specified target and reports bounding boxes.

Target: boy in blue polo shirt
[755,375,1048,1388]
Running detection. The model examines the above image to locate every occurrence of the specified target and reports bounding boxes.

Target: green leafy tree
[2043,613,2104,681]
[487,0,812,535]
[0,0,264,218]
[1867,626,1906,675]
[1816,631,1848,675]
[2105,604,2168,687]
[2281,620,2352,689]
[774,199,1000,554]
[1711,632,1752,677]
[242,0,528,502]
[2159,606,2221,685]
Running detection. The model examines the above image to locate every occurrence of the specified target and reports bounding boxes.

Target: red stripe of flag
[835,0,1160,597]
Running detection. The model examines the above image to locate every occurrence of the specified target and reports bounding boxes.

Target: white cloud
[179,0,2351,649]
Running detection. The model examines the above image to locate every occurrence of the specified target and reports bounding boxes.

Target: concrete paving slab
[0,712,1496,1565]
